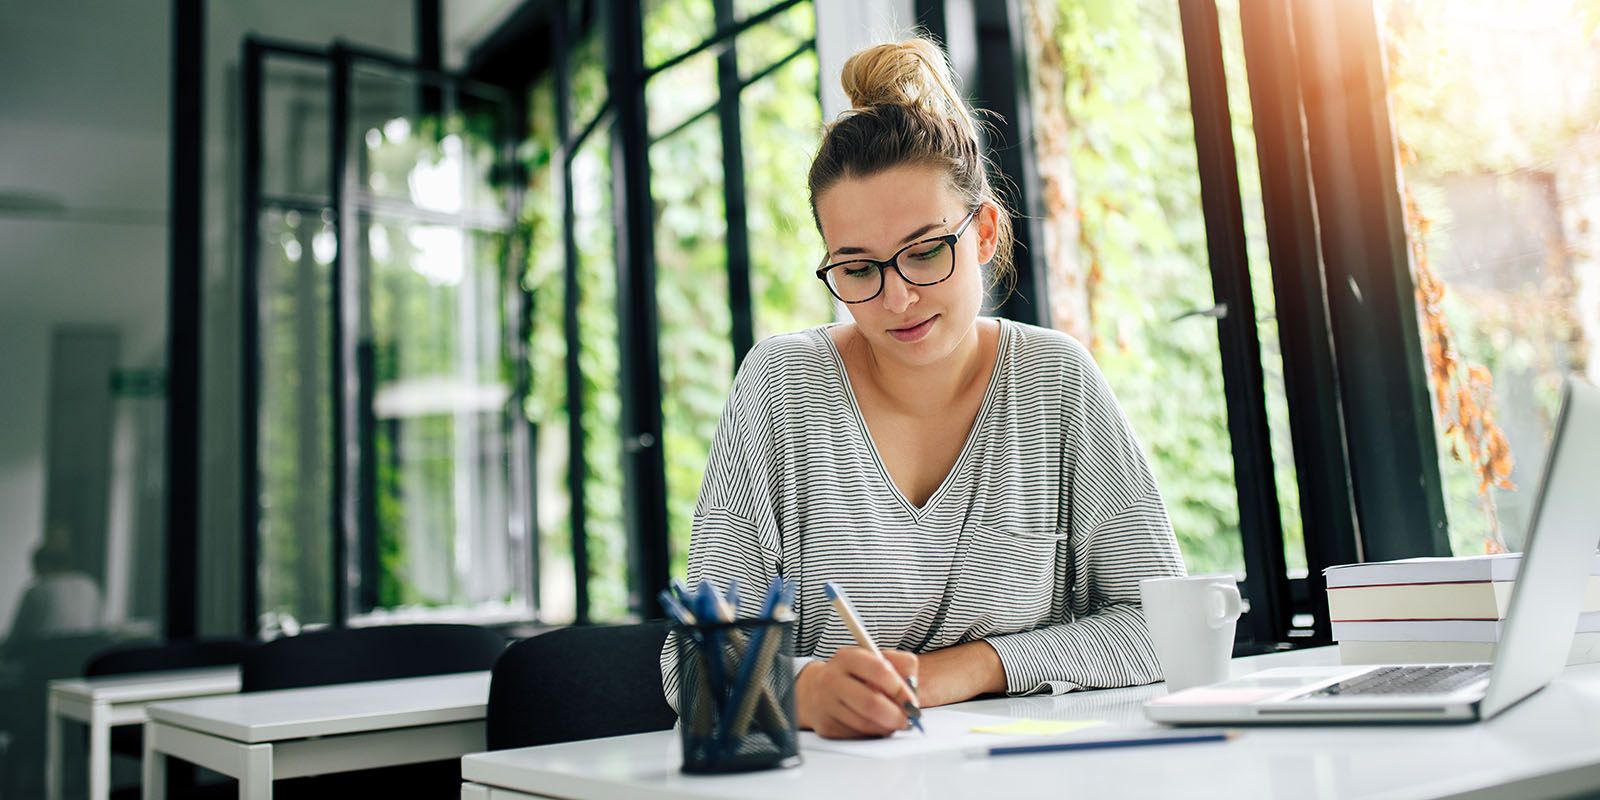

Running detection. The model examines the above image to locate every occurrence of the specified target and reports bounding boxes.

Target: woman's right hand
[795,647,919,739]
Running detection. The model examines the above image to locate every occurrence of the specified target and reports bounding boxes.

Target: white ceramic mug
[1139,575,1243,692]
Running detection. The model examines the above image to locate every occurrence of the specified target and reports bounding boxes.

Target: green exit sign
[111,369,167,397]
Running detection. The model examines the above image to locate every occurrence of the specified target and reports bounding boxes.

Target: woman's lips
[888,315,937,343]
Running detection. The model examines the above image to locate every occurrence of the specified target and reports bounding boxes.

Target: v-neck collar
[817,318,1010,522]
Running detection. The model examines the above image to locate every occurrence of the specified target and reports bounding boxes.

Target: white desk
[459,649,1600,800]
[47,667,240,800]
[143,671,489,800]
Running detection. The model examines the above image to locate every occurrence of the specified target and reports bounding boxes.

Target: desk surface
[49,667,240,705]
[146,671,489,744]
[461,650,1600,800]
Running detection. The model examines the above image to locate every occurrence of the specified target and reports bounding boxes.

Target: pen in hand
[823,581,925,734]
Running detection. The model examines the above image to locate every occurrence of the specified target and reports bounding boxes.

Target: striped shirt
[660,318,1185,709]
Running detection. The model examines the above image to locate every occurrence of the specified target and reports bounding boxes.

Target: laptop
[1146,375,1600,725]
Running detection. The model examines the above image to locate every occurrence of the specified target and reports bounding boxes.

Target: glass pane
[361,217,526,617]
[350,63,506,216]
[647,48,718,140]
[737,1,815,82]
[1024,0,1244,577]
[742,48,833,340]
[652,116,732,578]
[261,56,331,202]
[735,0,791,20]
[1381,0,1598,555]
[573,127,629,620]
[569,1,609,134]
[524,76,574,623]
[1216,0,1304,577]
[256,206,336,632]
[644,0,715,68]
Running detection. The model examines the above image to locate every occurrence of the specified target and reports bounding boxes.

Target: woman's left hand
[912,640,1007,707]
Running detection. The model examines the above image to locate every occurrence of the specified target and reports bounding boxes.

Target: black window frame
[466,0,820,623]
[240,37,531,634]
[438,0,1453,641]
[915,0,1451,649]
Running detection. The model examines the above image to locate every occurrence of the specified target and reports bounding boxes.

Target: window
[244,43,529,634]
[1021,0,1301,581]
[519,0,825,621]
[1381,0,1600,556]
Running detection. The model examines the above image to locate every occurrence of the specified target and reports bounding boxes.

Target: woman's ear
[974,202,1001,265]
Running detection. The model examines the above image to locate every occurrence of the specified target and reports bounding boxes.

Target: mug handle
[1206,583,1242,629]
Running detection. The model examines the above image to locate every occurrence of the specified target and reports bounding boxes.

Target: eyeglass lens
[825,238,954,303]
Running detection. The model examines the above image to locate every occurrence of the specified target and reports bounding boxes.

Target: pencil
[823,581,924,734]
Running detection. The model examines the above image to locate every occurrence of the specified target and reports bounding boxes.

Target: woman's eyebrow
[831,220,945,257]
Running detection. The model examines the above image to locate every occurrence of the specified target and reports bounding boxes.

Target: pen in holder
[674,615,801,773]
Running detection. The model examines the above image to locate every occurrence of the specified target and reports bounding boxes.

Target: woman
[661,36,1185,739]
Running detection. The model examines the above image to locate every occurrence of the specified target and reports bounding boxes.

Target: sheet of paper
[798,708,1104,760]
[969,718,1104,736]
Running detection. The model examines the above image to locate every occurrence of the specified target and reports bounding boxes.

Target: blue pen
[723,578,790,743]
[725,579,784,709]
[695,582,730,703]
[971,730,1236,758]
[659,589,696,626]
[671,579,695,608]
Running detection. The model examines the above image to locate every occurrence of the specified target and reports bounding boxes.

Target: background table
[47,667,239,800]
[143,671,489,800]
[460,649,1600,800]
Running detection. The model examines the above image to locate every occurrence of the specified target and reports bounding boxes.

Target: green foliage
[644,0,715,68]
[258,209,334,627]
[526,3,829,615]
[1048,0,1244,576]
[651,115,735,576]
[744,51,833,343]
[522,76,578,621]
[572,127,631,620]
[1383,0,1600,554]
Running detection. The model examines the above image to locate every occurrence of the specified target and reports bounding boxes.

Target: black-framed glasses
[815,207,980,304]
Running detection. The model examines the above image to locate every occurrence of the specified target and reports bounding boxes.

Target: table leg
[240,744,273,800]
[89,703,111,800]
[46,693,62,800]
[142,721,164,800]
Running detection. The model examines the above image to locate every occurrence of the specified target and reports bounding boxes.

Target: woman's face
[815,164,999,369]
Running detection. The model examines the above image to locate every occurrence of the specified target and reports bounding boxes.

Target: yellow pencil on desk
[824,581,925,734]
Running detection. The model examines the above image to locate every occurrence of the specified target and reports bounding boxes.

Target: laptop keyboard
[1306,665,1491,697]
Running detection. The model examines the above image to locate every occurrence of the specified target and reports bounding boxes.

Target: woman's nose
[880,267,918,313]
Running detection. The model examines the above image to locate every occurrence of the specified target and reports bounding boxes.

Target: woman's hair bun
[838,37,976,140]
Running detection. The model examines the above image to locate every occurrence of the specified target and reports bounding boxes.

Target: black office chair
[486,622,677,751]
[88,638,252,679]
[241,623,505,692]
[240,624,506,799]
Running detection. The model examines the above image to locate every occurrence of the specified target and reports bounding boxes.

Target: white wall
[0,326,52,632]
[0,0,419,638]
[0,0,171,634]
[814,0,917,121]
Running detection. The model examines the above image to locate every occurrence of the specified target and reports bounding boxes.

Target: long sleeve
[659,359,785,712]
[983,343,1185,694]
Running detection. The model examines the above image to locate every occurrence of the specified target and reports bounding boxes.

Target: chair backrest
[87,637,252,677]
[241,623,506,693]
[486,622,677,751]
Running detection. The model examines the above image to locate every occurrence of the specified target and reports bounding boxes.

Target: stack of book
[1325,553,1600,665]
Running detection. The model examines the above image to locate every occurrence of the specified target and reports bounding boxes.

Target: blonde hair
[808,36,1016,296]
